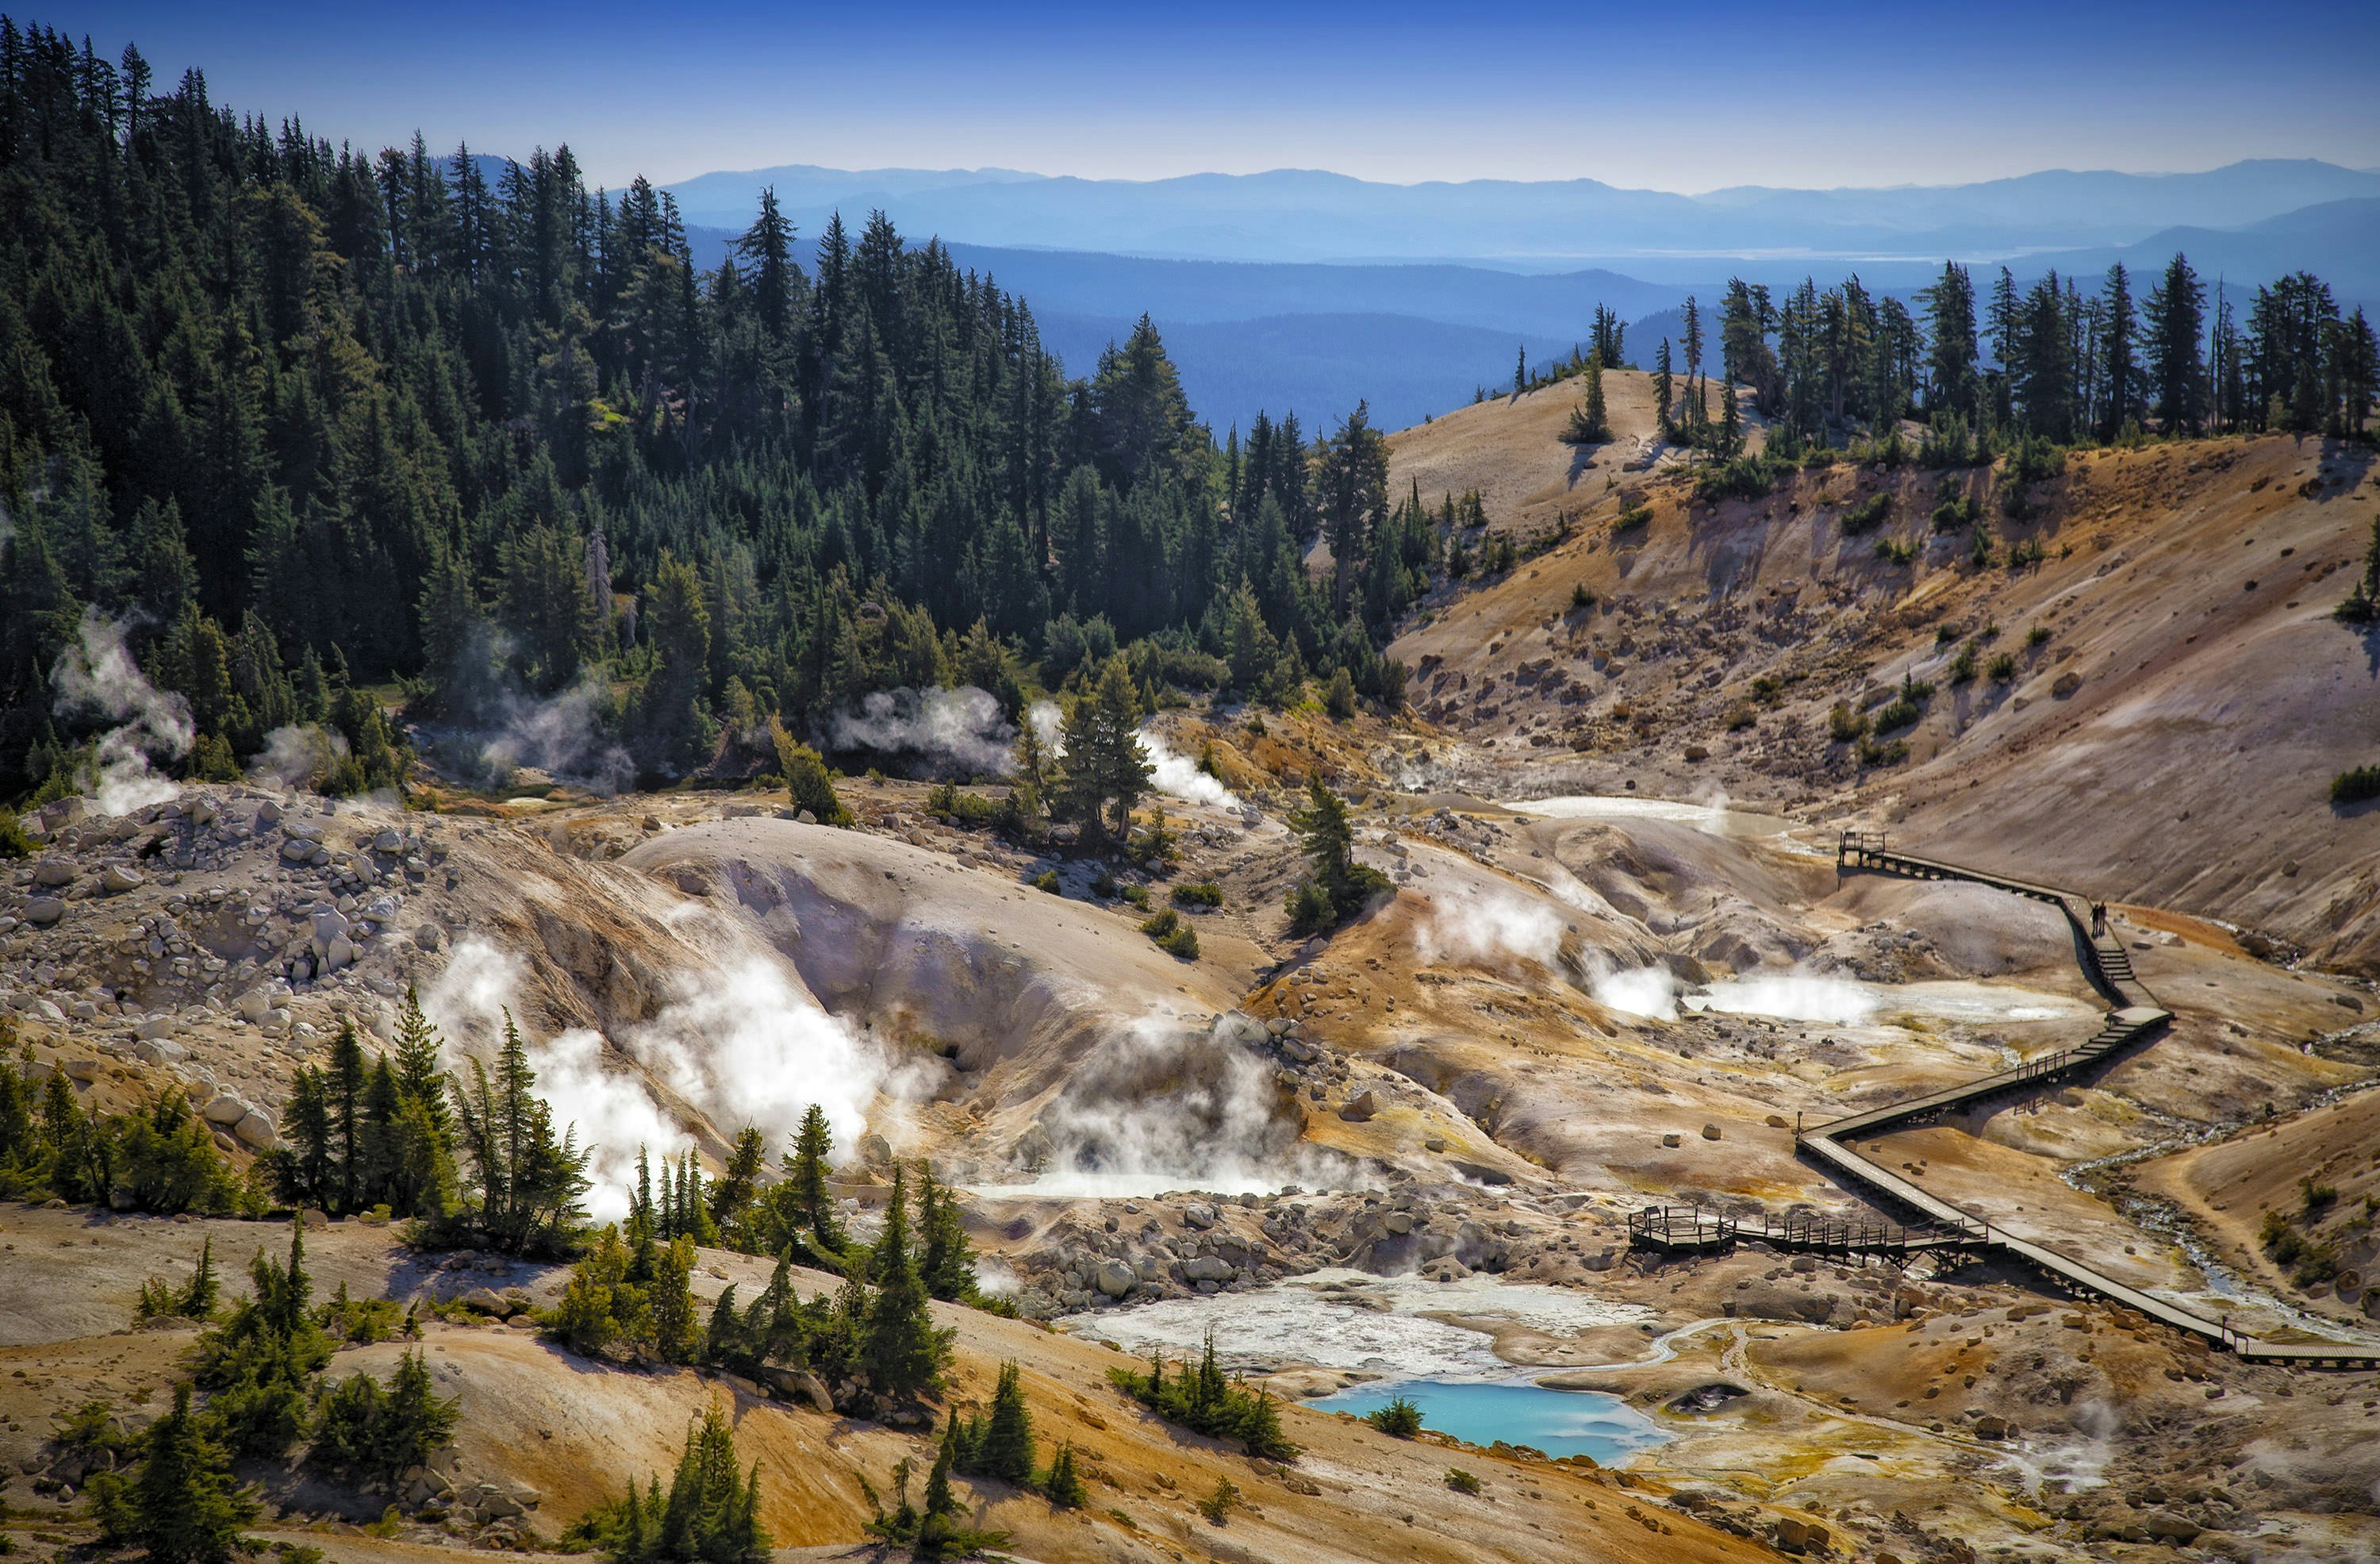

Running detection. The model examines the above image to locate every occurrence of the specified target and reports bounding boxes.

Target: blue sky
[36,0,2380,190]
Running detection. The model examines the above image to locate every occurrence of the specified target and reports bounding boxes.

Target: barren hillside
[1388,372,2380,973]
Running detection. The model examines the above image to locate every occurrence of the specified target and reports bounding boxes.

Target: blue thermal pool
[1307,1377,1669,1462]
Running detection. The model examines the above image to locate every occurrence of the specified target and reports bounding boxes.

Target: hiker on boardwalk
[2090,901,2106,936]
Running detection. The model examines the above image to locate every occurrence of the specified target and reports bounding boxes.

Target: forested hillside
[0,17,1422,801]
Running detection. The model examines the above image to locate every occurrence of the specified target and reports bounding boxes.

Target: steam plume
[420,936,885,1221]
[829,686,1016,778]
[49,611,192,817]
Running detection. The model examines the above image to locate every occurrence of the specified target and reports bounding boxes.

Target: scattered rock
[25,897,65,927]
[101,864,145,893]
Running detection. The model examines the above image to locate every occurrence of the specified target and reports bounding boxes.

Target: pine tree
[1284,775,1392,934]
[978,1360,1035,1485]
[777,1103,845,1256]
[1562,355,1609,445]
[1055,655,1151,847]
[178,1236,220,1318]
[1653,340,1676,435]
[916,1163,977,1303]
[1042,1443,1085,1508]
[125,1384,256,1564]
[2099,261,2140,439]
[647,1235,698,1363]
[862,1162,950,1399]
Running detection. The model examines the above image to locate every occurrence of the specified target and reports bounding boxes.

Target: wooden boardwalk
[1630,833,2378,1372]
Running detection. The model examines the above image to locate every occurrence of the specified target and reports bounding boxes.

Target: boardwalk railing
[1630,840,2379,1372]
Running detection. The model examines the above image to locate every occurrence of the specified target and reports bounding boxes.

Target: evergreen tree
[977,1360,1035,1486]
[1054,655,1151,847]
[451,1010,589,1254]
[121,1384,257,1564]
[1284,775,1392,936]
[1561,355,1609,445]
[1042,1444,1085,1508]
[2145,254,2209,434]
[916,1162,977,1303]
[2098,261,2140,438]
[775,1103,845,1256]
[861,1162,950,1399]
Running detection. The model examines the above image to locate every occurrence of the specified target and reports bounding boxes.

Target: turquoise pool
[1307,1378,1669,1462]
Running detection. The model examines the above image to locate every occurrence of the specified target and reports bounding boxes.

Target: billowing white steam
[248,724,347,790]
[1415,883,1564,970]
[1027,698,1062,753]
[1025,697,1243,812]
[1688,970,1879,1026]
[1589,959,1683,1021]
[1141,728,1241,810]
[49,611,192,817]
[420,936,885,1223]
[1033,1010,1348,1191]
[476,678,634,794]
[830,686,1015,777]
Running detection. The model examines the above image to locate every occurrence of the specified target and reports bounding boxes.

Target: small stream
[2062,1082,2380,1349]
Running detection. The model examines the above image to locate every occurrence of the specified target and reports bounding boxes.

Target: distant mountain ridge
[661,158,2380,265]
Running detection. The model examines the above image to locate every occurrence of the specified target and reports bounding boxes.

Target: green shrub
[1873,697,1921,733]
[1987,652,2018,682]
[1695,453,1780,502]
[1930,494,1979,532]
[1839,491,1891,534]
[2026,624,2051,647]
[1857,736,1909,767]
[1827,703,1868,744]
[773,726,852,827]
[1613,502,1653,534]
[1948,646,1977,684]
[2008,536,2047,567]
[1872,535,1917,565]
[1365,1397,1424,1438]
[2332,766,2380,805]
[1445,1468,1482,1495]
[927,782,1002,829]
[1031,869,1060,893]
[1198,1477,1242,1524]
[1570,580,1597,609]
[1121,883,1150,909]
[1170,882,1223,909]
[0,813,33,860]
[1140,908,1200,960]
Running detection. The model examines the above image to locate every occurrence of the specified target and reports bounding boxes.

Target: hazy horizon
[33,0,2379,193]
